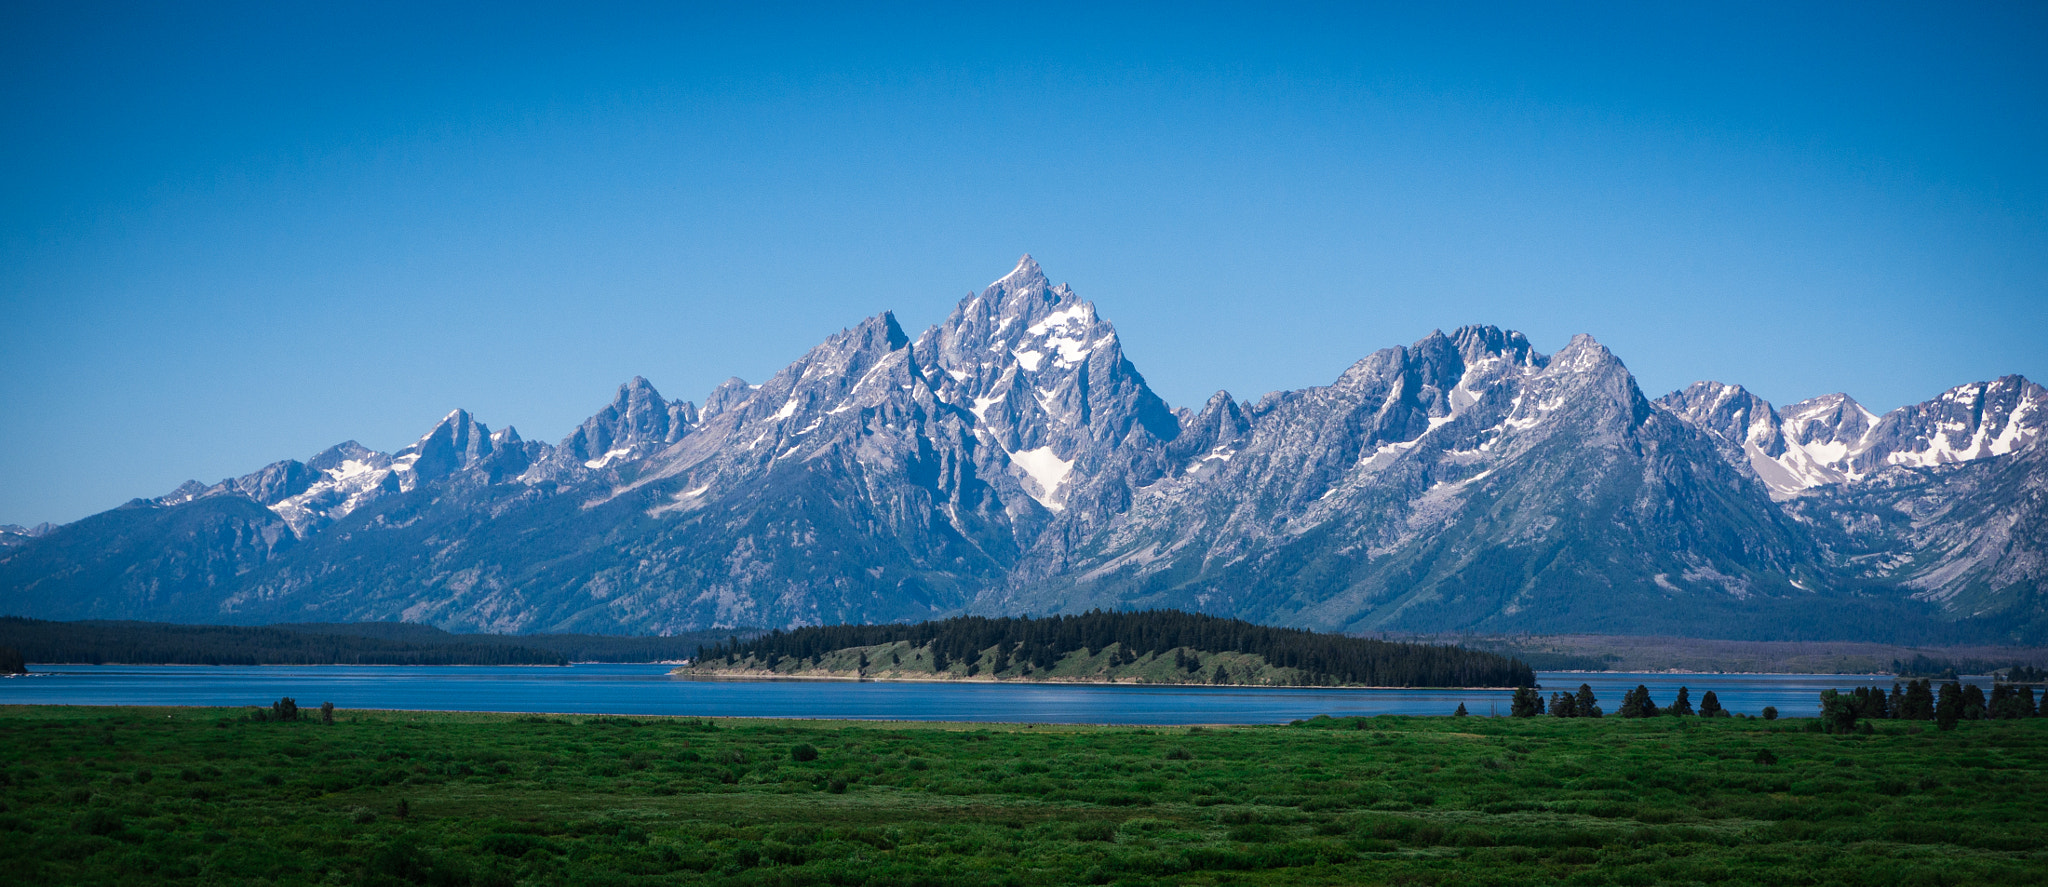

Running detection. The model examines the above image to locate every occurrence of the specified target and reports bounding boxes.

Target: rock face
[1019,330,1819,638]
[1,256,2042,642]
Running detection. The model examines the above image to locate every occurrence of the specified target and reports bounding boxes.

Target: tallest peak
[990,254,1045,288]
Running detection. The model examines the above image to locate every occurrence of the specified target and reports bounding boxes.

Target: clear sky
[3,2,2044,527]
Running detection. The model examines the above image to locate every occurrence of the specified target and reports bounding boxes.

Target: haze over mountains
[3,257,2042,643]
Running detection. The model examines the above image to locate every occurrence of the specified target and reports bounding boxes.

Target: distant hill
[678,610,1535,688]
[0,617,750,666]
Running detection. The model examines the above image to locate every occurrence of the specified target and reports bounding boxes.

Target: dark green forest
[700,610,1535,688]
[0,618,744,666]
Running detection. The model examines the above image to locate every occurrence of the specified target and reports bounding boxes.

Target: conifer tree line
[2004,664,2048,683]
[1816,679,2041,733]
[1890,655,2048,681]
[0,644,25,674]
[1509,684,1729,719]
[699,610,1536,688]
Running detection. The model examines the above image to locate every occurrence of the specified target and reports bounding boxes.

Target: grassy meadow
[1,704,2042,886]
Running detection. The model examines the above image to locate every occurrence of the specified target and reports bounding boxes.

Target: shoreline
[10,662,2010,680]
[670,669,1530,691]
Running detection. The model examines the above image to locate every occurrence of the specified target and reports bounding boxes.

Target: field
[1,705,2043,886]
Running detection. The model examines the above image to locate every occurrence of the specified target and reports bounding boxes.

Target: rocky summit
[3,257,2043,642]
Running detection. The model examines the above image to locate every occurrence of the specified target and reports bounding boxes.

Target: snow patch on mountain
[1009,446,1075,510]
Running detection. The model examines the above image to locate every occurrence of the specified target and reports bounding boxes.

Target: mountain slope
[1,257,2041,641]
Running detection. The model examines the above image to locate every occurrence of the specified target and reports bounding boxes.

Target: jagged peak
[990,254,1045,289]
[607,376,669,414]
[160,479,209,501]
[1938,373,2043,405]
[1783,392,1867,415]
[977,254,1073,321]
[1658,382,1781,440]
[422,408,485,436]
[307,440,383,471]
[820,311,910,354]
[1551,333,1623,374]
[876,310,909,348]
[1449,325,1541,366]
[1665,380,1760,405]
[701,376,755,419]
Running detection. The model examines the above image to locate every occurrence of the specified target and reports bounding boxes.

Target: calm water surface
[1,665,1972,723]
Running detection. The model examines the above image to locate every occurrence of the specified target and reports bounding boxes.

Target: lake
[1,664,1973,723]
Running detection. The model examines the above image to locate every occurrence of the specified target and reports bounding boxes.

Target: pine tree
[1698,690,1725,717]
[1961,684,1988,721]
[1551,691,1577,718]
[1989,683,2015,719]
[1618,685,1658,718]
[1668,687,1693,717]
[1888,682,1906,718]
[1819,689,1858,734]
[1509,687,1544,717]
[1454,702,1469,717]
[1902,679,1936,720]
[1935,681,1963,730]
[1575,684,1602,718]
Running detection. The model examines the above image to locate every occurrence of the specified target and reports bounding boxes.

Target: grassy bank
[1,705,2042,885]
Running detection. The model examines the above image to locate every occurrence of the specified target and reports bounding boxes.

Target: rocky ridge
[2,256,2041,642]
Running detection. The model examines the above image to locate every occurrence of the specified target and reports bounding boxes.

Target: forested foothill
[1,704,2042,885]
[0,617,743,667]
[687,610,1536,689]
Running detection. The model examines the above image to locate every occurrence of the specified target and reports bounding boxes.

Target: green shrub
[76,809,122,836]
[1227,823,1283,843]
[1074,820,1117,842]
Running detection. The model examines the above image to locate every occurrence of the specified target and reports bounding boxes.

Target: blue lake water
[0,665,1975,723]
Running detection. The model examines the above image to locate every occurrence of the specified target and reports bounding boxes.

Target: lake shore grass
[2,704,2042,885]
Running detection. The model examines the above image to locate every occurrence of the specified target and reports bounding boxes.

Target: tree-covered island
[678,610,1535,688]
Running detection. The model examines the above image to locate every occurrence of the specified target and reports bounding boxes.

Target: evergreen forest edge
[692,610,1536,688]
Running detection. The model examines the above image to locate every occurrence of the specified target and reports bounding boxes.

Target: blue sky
[3,2,2044,526]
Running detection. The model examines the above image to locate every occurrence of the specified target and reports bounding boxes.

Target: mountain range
[4,256,2043,643]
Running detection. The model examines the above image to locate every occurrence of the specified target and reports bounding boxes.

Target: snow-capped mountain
[1850,375,2045,472]
[0,523,53,550]
[1657,382,1858,497]
[1016,328,1819,636]
[1658,376,2046,499]
[2,257,2042,642]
